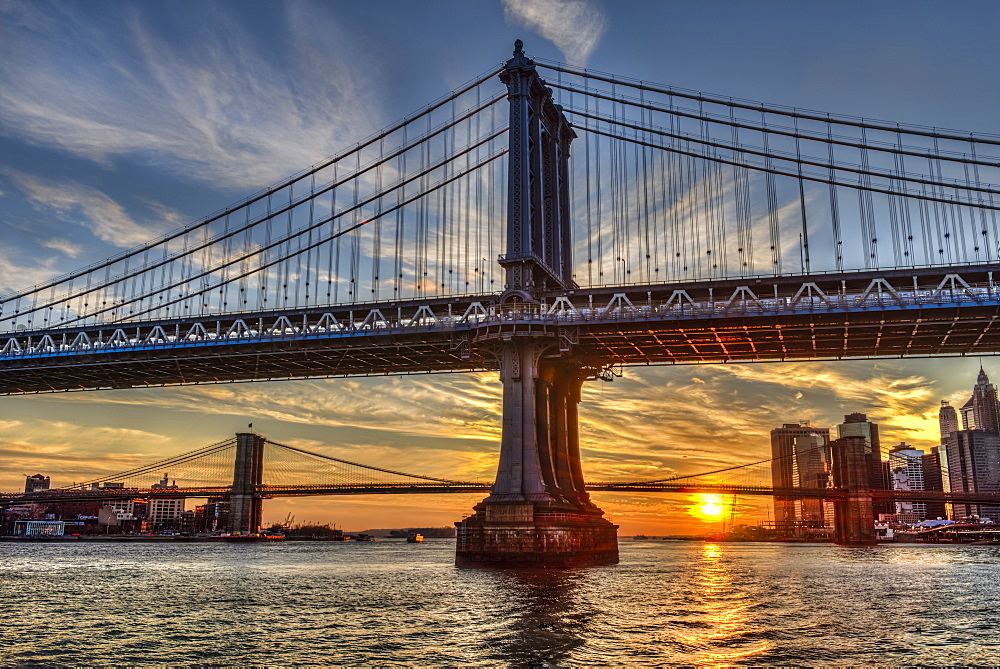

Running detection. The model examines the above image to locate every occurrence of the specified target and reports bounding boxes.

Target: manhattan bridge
[2,42,1000,565]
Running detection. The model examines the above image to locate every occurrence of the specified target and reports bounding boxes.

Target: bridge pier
[455,340,618,568]
[228,432,264,535]
[831,435,877,546]
[456,42,617,568]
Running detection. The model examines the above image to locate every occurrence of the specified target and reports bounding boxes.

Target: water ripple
[1,540,999,664]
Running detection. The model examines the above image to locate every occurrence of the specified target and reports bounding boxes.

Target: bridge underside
[571,305,1000,363]
[2,300,997,394]
[0,331,481,394]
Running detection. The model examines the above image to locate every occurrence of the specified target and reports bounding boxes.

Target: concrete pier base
[455,503,618,568]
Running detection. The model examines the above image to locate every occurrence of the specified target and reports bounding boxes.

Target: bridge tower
[497,39,576,299]
[455,42,618,568]
[228,432,264,535]
[830,435,877,546]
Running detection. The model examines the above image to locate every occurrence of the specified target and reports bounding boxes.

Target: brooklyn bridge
[2,42,999,566]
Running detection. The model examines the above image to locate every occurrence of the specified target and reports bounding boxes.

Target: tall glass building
[770,423,832,527]
[945,368,1000,521]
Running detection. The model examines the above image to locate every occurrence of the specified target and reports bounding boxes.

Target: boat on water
[353,533,377,542]
[406,532,424,543]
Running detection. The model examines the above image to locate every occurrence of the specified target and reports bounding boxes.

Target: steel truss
[1,264,998,394]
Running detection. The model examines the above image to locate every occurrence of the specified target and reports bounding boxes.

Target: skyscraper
[938,401,958,497]
[939,401,959,441]
[770,423,832,526]
[959,367,1000,432]
[946,367,1000,521]
[945,429,1000,521]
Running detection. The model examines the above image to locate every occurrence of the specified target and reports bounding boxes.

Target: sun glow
[688,494,727,520]
[699,502,724,517]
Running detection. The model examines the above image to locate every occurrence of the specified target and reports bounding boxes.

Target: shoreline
[0,535,284,543]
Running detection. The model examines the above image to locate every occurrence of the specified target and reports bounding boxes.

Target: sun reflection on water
[675,543,770,665]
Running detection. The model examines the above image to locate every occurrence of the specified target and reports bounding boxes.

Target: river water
[1,539,997,665]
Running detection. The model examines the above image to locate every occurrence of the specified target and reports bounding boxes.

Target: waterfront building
[24,474,50,494]
[148,498,185,527]
[145,473,185,528]
[194,499,230,533]
[177,510,197,534]
[13,520,65,536]
[944,429,1000,521]
[2,502,46,523]
[98,505,134,526]
[151,474,178,490]
[941,368,1000,521]
[51,499,104,519]
[959,367,1000,432]
[888,443,927,522]
[101,498,148,519]
[770,423,832,527]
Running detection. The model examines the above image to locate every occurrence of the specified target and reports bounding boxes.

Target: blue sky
[1,0,998,532]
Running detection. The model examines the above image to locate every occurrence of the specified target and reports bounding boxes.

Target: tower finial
[505,39,533,70]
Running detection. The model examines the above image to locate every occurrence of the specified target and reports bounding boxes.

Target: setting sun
[687,494,727,521]
[699,502,724,517]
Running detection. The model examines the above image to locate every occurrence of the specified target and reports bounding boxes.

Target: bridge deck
[1,266,998,394]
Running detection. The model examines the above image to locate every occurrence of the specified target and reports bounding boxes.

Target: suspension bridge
[2,41,999,565]
[5,431,999,529]
[0,433,853,503]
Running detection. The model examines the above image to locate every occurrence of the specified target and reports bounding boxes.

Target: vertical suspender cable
[761,109,782,274]
[794,116,810,273]
[584,77,594,286]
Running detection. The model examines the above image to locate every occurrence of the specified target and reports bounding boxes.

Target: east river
[1,539,998,665]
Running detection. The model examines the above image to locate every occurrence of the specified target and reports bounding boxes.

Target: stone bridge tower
[455,42,619,568]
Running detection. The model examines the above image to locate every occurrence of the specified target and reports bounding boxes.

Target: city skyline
[6,361,996,533]
[2,0,999,533]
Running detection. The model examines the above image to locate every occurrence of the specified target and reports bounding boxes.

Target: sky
[1,0,999,534]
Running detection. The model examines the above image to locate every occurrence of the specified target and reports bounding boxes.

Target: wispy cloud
[0,1,379,190]
[0,419,173,490]
[713,363,942,442]
[41,238,83,258]
[124,375,504,443]
[5,170,162,247]
[29,358,949,484]
[0,246,63,294]
[503,0,607,67]
[36,375,504,481]
[1,357,971,529]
